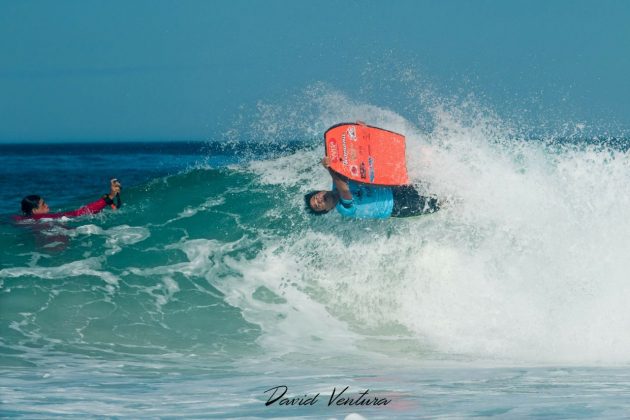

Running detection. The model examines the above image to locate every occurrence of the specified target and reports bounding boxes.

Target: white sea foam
[0,257,119,286]
[243,88,630,363]
[175,196,226,220]
[220,244,361,356]
[71,224,150,255]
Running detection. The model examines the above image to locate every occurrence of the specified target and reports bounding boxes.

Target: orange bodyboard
[324,123,409,186]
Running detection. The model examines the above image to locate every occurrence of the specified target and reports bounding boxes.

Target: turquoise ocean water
[3,92,630,418]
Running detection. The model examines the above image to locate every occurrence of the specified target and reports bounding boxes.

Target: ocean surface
[3,100,630,418]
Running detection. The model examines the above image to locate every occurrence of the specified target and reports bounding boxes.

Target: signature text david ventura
[264,385,392,407]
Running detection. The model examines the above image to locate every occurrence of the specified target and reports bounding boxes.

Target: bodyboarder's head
[304,190,336,215]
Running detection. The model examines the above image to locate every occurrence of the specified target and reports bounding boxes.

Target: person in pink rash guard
[14,179,122,221]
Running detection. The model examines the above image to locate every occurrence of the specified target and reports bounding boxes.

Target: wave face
[233,90,630,365]
[3,87,630,416]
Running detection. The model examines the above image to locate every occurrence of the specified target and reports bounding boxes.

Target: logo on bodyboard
[347,126,357,141]
[329,139,339,161]
[341,134,348,166]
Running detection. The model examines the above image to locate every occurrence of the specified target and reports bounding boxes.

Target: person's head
[21,195,49,216]
[304,190,336,215]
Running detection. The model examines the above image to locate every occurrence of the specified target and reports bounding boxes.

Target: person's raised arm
[321,157,352,200]
[65,178,123,217]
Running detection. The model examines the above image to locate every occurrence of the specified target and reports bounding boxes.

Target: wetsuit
[13,198,110,222]
[334,181,439,219]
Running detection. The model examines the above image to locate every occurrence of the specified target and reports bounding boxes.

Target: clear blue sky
[1,0,629,142]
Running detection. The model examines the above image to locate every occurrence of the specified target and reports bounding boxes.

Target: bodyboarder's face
[309,191,335,212]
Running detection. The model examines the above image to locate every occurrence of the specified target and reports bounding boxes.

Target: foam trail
[220,244,362,357]
[0,257,119,286]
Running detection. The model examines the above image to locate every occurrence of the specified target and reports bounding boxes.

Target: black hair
[304,191,331,215]
[21,195,42,215]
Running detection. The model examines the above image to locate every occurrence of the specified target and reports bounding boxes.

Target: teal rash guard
[333,180,394,219]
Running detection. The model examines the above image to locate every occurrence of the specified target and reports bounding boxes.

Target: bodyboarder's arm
[321,157,352,201]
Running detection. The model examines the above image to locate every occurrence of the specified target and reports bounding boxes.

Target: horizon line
[0,139,216,145]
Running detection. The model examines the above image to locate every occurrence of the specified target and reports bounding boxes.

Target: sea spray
[241,89,630,363]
